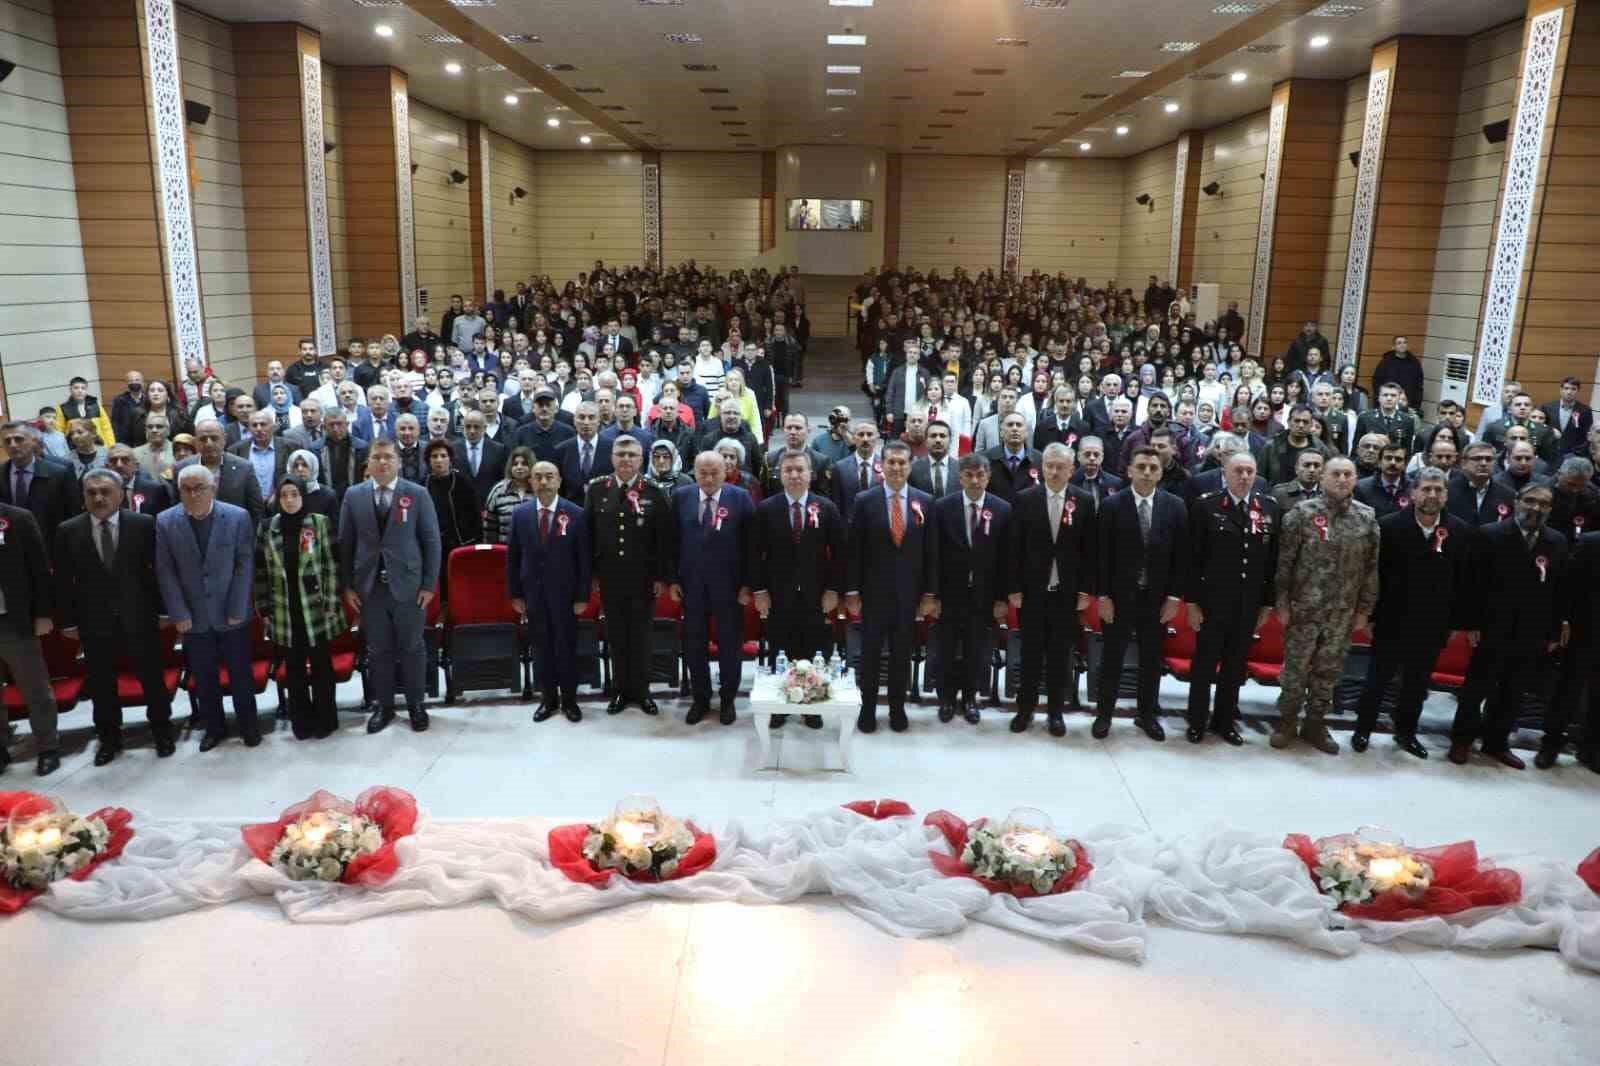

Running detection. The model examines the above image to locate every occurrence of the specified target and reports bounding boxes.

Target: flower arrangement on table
[780,658,831,704]
[0,792,134,913]
[1285,830,1521,921]
[926,808,1092,898]
[549,795,717,886]
[242,787,418,887]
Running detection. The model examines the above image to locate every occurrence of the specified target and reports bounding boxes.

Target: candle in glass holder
[1366,856,1403,885]
[300,815,332,848]
[37,827,61,850]
[1003,829,1054,859]
[14,828,38,850]
[615,816,655,849]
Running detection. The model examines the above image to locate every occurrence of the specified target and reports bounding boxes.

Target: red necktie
[539,507,551,544]
[890,492,905,547]
[791,500,802,543]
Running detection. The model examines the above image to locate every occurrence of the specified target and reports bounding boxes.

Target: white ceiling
[183,0,1527,158]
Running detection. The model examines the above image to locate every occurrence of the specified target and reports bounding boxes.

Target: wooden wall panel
[1192,109,1271,336]
[1116,140,1177,290]
[897,155,1006,272]
[1020,157,1124,278]
[1317,75,1369,346]
[881,153,901,269]
[179,5,255,389]
[660,151,761,270]
[409,99,473,312]
[489,131,537,297]
[534,150,642,282]
[322,62,352,345]
[333,67,401,340]
[467,120,486,299]
[760,150,776,253]
[0,0,100,416]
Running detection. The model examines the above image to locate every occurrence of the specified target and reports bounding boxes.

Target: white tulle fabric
[27,808,1600,973]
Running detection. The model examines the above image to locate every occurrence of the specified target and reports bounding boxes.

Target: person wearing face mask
[1449,482,1570,769]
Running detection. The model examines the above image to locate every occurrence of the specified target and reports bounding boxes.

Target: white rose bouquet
[581,807,697,881]
[781,658,831,704]
[1,812,112,891]
[1313,840,1434,908]
[268,810,387,883]
[961,821,1078,895]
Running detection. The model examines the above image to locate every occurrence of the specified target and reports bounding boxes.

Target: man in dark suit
[177,419,265,527]
[1082,373,1122,437]
[883,338,928,432]
[508,461,591,724]
[909,421,960,499]
[319,408,368,501]
[933,454,1010,726]
[1447,443,1516,527]
[512,387,576,461]
[986,413,1041,503]
[0,502,60,776]
[1008,442,1096,735]
[1185,452,1279,746]
[56,469,174,764]
[845,441,939,734]
[0,421,79,546]
[752,449,846,729]
[1353,441,1411,519]
[1033,387,1089,453]
[1093,446,1187,742]
[1541,376,1594,458]
[1352,467,1468,759]
[827,419,882,514]
[1068,436,1123,510]
[228,409,292,504]
[670,452,755,726]
[338,440,442,735]
[1449,481,1569,769]
[454,408,510,508]
[1546,528,1600,772]
[105,445,172,515]
[554,402,613,502]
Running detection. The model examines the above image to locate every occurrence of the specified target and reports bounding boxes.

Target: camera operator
[810,405,855,466]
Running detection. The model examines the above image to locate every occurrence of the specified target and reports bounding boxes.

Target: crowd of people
[0,261,1596,780]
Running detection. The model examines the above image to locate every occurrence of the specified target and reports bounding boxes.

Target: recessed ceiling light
[500,34,541,44]
[418,33,462,45]
[1212,2,1265,13]
[1310,35,1330,48]
[1161,41,1199,53]
[1231,70,1248,82]
[827,34,867,46]
[478,63,507,73]
[663,33,703,44]
[444,62,461,74]
[1164,101,1181,113]
[826,88,856,96]
[827,106,846,112]
[374,24,394,38]
[1311,3,1365,16]
[1079,142,1091,151]
[546,117,560,127]
[994,37,1028,47]
[1115,125,1129,135]
[504,95,517,105]
[827,65,861,74]
[579,135,592,145]
[1117,70,1151,78]
[544,63,576,72]
[829,0,873,6]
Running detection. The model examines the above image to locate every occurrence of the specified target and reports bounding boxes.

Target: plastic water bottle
[812,652,826,675]
[775,650,789,677]
[829,651,843,679]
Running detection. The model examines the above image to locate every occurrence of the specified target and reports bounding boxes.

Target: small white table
[750,674,859,772]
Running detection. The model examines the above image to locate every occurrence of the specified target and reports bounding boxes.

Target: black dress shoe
[857,709,878,734]
[1047,712,1066,738]
[408,707,430,732]
[962,701,980,725]
[1581,751,1600,775]
[1485,748,1525,770]
[770,714,788,729]
[1214,727,1245,747]
[242,732,262,748]
[35,751,61,777]
[686,701,709,725]
[803,714,823,729]
[1534,746,1559,770]
[937,702,956,724]
[888,707,908,733]
[1090,715,1112,740]
[1186,727,1205,744]
[366,706,395,734]
[94,744,121,767]
[606,695,627,716]
[1395,734,1428,759]
[563,699,583,723]
[154,735,177,758]
[0,745,9,773]
[639,698,660,717]
[1136,715,1165,742]
[1009,710,1034,734]
[533,702,559,723]
[719,699,737,725]
[199,732,226,752]
[1351,731,1370,753]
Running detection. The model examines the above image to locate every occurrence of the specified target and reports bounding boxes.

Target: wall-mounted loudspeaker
[1135,193,1152,206]
[184,99,211,126]
[0,59,15,85]
[1348,150,1360,167]
[1201,181,1221,197]
[512,187,527,199]
[410,163,419,175]
[1482,119,1509,144]
[324,140,336,155]
[448,169,468,184]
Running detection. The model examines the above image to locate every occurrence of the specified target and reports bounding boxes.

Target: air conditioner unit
[1439,353,1471,408]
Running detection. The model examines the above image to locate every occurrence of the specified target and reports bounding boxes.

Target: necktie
[539,506,551,543]
[1008,455,1019,474]
[889,492,904,547]
[933,462,944,497]
[581,442,593,479]
[1048,493,1061,544]
[378,487,390,514]
[860,460,871,489]
[702,495,714,530]
[791,500,802,544]
[470,443,481,475]
[968,501,978,543]
[1138,495,1152,543]
[98,519,114,566]
[11,468,25,503]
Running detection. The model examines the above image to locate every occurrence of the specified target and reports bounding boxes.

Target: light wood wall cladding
[179,5,255,389]
[232,23,314,381]
[896,155,1007,272]
[0,0,99,417]
[1258,80,1345,362]
[760,150,776,253]
[1421,20,1519,395]
[489,131,537,298]
[535,150,643,283]
[1356,38,1468,395]
[881,153,902,268]
[321,63,352,345]
[408,99,473,314]
[331,67,401,341]
[660,152,761,270]
[1317,76,1369,352]
[1192,109,1272,334]
[54,0,176,400]
[1509,2,1600,396]
[1116,141,1177,288]
[1020,157,1124,278]
[1175,133,1204,286]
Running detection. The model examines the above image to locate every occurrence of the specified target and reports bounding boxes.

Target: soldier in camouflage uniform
[1270,456,1379,753]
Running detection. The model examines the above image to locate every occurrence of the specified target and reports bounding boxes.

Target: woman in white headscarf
[275,448,339,520]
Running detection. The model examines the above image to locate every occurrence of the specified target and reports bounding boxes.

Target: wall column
[331,67,413,337]
[1002,157,1026,276]
[467,120,492,298]
[58,0,207,395]
[759,151,778,253]
[1171,131,1203,286]
[641,150,661,269]
[1250,78,1344,360]
[881,154,902,269]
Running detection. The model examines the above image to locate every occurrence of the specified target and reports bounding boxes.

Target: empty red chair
[4,630,83,720]
[1245,612,1285,685]
[116,626,182,706]
[1162,600,1197,679]
[442,544,525,701]
[1429,630,1473,689]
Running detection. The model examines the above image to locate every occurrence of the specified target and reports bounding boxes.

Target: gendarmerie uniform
[584,473,674,708]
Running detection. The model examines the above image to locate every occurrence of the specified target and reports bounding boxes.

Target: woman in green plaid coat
[255,476,349,739]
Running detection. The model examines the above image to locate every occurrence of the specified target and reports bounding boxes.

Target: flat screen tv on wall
[786,198,873,231]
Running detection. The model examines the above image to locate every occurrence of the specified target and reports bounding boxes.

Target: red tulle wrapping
[1284,833,1522,921]
[240,787,418,887]
[548,822,717,887]
[923,810,1092,898]
[0,791,135,914]
[1579,847,1600,896]
[842,799,914,820]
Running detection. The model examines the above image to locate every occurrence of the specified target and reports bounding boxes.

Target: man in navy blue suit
[671,451,755,725]
[553,402,613,501]
[508,461,592,723]
[933,453,1010,726]
[845,440,940,734]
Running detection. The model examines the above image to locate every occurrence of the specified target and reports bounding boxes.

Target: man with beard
[1263,405,1332,486]
[909,420,959,499]
[1353,467,1468,758]
[1273,449,1324,513]
[1069,435,1123,510]
[1119,391,1189,472]
[1355,441,1412,519]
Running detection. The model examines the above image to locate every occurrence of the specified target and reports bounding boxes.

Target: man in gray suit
[339,438,441,734]
[177,419,265,527]
[155,464,260,750]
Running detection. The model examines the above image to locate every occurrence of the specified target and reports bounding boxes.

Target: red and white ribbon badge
[556,512,570,537]
[1535,554,1548,583]
[397,495,412,523]
[1497,503,1510,519]
[1313,513,1329,542]
[1434,526,1448,554]
[1063,497,1076,528]
[910,499,925,526]
[715,506,729,531]
[628,488,642,515]
[981,508,993,535]
[1397,494,1409,509]
[807,502,820,529]
[0,516,9,544]
[1575,514,1587,531]
[1029,467,1040,483]
[300,527,315,554]
[1249,497,1263,535]
[132,492,145,511]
